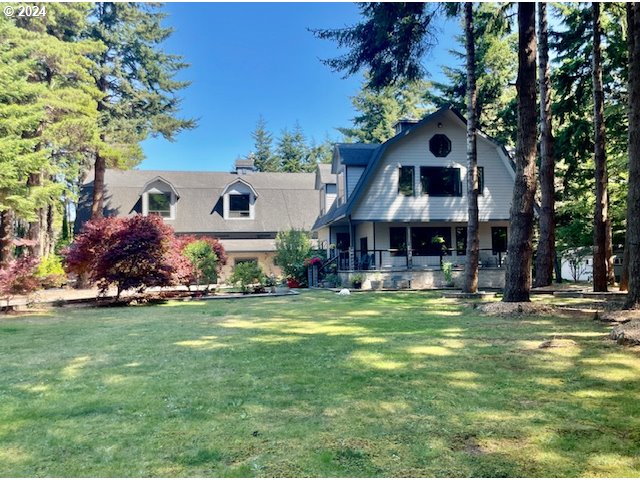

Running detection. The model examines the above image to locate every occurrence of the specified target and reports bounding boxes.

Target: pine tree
[534,2,556,288]
[503,3,538,302]
[339,75,429,143]
[251,115,278,172]
[87,2,195,219]
[625,3,640,308]
[277,123,309,173]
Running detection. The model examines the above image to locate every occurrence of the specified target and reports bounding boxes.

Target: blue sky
[140,2,461,172]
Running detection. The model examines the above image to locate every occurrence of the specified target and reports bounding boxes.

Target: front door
[336,232,350,251]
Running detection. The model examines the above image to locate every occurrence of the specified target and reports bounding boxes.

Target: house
[75,159,320,280]
[313,106,516,289]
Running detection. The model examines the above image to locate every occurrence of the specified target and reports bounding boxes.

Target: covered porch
[319,220,509,273]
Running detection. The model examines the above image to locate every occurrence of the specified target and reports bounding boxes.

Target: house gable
[346,108,515,223]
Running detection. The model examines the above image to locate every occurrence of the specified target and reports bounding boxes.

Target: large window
[326,183,337,194]
[421,167,462,196]
[398,166,414,196]
[389,227,407,256]
[229,194,250,218]
[491,227,508,254]
[148,192,171,217]
[411,227,451,256]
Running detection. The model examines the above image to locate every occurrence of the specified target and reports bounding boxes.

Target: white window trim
[142,189,177,220]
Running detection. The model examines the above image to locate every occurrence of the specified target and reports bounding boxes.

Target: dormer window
[141,177,179,220]
[221,178,258,220]
[229,194,250,218]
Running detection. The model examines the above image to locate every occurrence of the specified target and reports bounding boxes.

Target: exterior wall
[353,110,514,222]
[346,166,365,199]
[339,268,505,289]
[220,252,281,282]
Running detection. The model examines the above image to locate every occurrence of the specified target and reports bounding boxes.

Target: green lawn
[1,291,640,477]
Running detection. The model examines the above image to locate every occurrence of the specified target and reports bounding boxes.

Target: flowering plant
[303,256,323,267]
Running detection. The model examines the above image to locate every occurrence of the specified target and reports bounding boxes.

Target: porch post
[406,224,413,270]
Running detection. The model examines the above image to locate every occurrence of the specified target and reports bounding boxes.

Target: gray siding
[352,111,514,222]
[346,166,365,199]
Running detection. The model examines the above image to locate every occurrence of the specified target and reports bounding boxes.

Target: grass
[1,291,640,477]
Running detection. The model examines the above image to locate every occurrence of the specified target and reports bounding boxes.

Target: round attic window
[429,134,451,158]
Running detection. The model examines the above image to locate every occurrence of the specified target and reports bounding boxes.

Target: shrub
[274,229,312,284]
[0,256,40,306]
[173,235,227,289]
[229,262,264,294]
[35,255,67,288]
[442,261,453,285]
[64,215,178,299]
[182,240,218,290]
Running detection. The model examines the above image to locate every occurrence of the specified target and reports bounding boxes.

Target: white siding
[346,166,365,199]
[353,110,514,222]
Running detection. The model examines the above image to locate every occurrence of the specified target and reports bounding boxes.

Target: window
[389,227,407,256]
[398,166,414,196]
[455,227,467,255]
[491,227,508,254]
[326,183,337,194]
[235,257,258,266]
[421,167,462,196]
[411,227,451,256]
[429,134,451,157]
[229,194,250,218]
[148,192,171,217]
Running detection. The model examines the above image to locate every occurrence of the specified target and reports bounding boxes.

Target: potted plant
[265,274,277,293]
[351,273,364,289]
[369,272,382,290]
[442,261,454,287]
[323,273,341,288]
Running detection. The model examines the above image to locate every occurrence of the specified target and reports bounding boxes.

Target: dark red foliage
[64,215,179,298]
[0,256,40,301]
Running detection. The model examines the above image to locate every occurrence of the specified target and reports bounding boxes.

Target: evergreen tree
[625,3,640,308]
[339,75,430,143]
[592,2,611,292]
[87,2,195,219]
[534,2,556,288]
[251,115,277,172]
[503,3,538,303]
[0,7,101,260]
[427,3,517,146]
[277,123,309,173]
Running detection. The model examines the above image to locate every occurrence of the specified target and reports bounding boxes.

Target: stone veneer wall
[339,268,505,290]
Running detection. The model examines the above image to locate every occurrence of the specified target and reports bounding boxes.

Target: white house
[313,106,516,288]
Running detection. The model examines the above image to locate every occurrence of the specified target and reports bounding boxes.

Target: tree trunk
[26,172,44,258]
[503,2,537,303]
[625,3,640,308]
[606,218,615,285]
[463,2,480,294]
[91,152,106,219]
[0,209,14,267]
[534,2,555,288]
[621,234,629,291]
[592,2,609,292]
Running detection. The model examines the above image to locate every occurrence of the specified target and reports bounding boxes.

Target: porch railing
[336,248,506,272]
